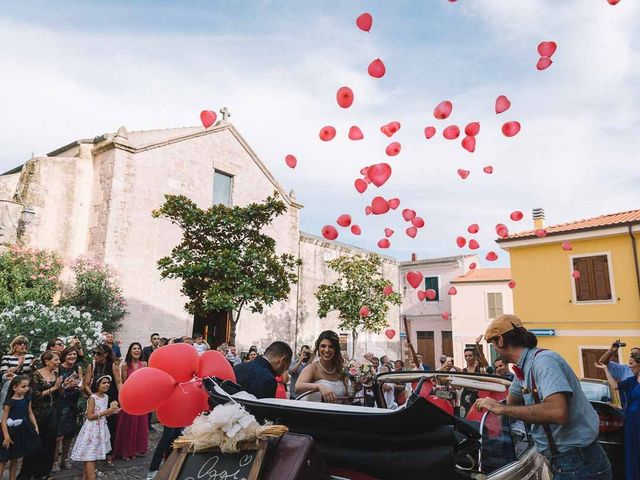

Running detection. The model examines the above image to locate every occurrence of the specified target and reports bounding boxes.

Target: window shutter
[573,255,612,302]
[573,257,593,301]
[424,277,439,301]
[487,293,503,319]
[591,256,612,300]
[494,293,503,317]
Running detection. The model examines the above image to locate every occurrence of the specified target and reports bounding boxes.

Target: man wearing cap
[475,314,611,479]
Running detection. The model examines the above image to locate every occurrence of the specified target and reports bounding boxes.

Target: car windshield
[580,381,611,402]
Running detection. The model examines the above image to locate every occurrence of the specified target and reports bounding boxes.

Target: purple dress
[112,363,148,459]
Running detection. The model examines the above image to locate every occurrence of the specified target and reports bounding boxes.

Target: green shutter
[424,277,439,301]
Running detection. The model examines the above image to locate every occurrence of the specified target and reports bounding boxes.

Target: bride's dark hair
[313,330,344,373]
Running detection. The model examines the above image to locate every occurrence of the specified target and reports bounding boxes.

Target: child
[193,333,210,355]
[71,374,121,480]
[0,375,41,480]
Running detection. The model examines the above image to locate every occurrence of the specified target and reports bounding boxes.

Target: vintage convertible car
[204,371,549,480]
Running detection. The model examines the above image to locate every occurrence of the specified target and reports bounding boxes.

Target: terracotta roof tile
[451,268,512,283]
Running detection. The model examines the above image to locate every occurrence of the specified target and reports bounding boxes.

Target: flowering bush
[0,302,103,355]
[344,359,376,386]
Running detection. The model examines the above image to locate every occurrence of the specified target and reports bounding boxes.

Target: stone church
[0,118,400,357]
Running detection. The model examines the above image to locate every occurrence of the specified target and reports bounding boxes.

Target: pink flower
[350,368,358,375]
[30,275,37,280]
[38,273,45,278]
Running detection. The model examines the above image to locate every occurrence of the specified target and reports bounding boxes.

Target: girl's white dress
[70,394,111,461]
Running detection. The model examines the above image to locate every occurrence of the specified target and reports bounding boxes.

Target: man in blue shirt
[475,314,611,480]
[597,340,640,381]
[233,341,292,399]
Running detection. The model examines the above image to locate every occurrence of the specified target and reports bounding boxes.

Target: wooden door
[193,310,229,348]
[582,348,618,380]
[441,331,453,358]
[416,331,435,370]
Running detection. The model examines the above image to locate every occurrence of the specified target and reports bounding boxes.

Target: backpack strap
[529,349,559,456]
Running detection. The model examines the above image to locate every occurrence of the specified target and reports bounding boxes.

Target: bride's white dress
[300,379,348,402]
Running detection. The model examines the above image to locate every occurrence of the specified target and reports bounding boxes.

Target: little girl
[71,375,121,480]
[0,375,40,480]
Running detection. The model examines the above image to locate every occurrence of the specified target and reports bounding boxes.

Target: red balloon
[495,95,511,114]
[349,126,364,141]
[535,229,548,238]
[149,344,199,383]
[359,306,370,317]
[562,241,573,251]
[156,379,209,428]
[572,271,581,279]
[197,350,236,382]
[356,12,373,32]
[469,262,477,270]
[417,290,427,301]
[508,280,516,289]
[457,169,470,179]
[461,136,476,153]
[483,166,494,174]
[537,41,557,58]
[443,125,460,140]
[385,329,396,340]
[336,86,354,109]
[425,289,437,301]
[360,166,369,175]
[468,224,479,234]
[119,367,176,415]
[510,211,524,221]
[486,251,498,261]
[468,239,480,250]
[406,271,424,289]
[380,125,393,137]
[337,214,352,227]
[319,126,337,141]
[406,227,417,238]
[367,163,392,187]
[434,101,453,120]
[365,206,372,216]
[368,58,386,78]
[495,223,507,234]
[441,312,450,320]
[351,225,362,235]
[388,198,401,210]
[448,287,457,296]
[536,57,552,71]
[377,238,390,249]
[464,122,480,136]
[285,154,297,169]
[497,228,509,239]
[354,178,368,194]
[200,110,217,128]
[456,236,466,248]
[607,0,621,4]
[383,284,394,296]
[384,228,394,238]
[412,216,425,228]
[424,126,436,139]
[426,395,454,415]
[371,196,390,215]
[388,121,401,133]
[363,176,372,184]
[385,142,401,157]
[322,225,338,240]
[402,209,416,221]
[502,121,521,137]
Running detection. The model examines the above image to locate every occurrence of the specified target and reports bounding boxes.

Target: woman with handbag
[18,350,62,480]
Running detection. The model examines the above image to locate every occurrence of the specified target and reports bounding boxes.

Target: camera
[613,340,627,348]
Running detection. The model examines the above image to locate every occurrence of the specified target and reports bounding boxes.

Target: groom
[234,341,292,398]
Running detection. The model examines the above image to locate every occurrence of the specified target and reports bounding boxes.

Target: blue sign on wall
[530,329,556,337]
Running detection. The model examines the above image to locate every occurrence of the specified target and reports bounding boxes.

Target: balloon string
[176,376,238,405]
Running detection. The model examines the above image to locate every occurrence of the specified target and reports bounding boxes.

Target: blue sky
[1,1,638,266]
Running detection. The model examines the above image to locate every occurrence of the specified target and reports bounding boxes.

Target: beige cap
[485,314,524,341]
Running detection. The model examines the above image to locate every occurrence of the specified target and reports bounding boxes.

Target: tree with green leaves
[316,253,401,355]
[152,192,301,344]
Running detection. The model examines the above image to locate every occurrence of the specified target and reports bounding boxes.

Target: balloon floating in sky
[385,142,401,156]
[448,286,457,296]
[425,289,437,301]
[483,166,494,174]
[495,95,511,114]
[469,262,477,270]
[388,198,401,210]
[502,121,521,137]
[319,126,337,141]
[464,122,480,136]
[441,312,450,320]
[468,239,480,250]
[365,206,372,216]
[354,178,368,194]
[457,169,470,179]
[536,57,553,70]
[607,0,621,4]
[381,121,401,137]
[508,280,516,289]
[406,271,424,289]
[537,41,557,58]
[385,329,396,339]
[378,238,390,249]
[371,196,390,215]
[348,126,364,141]
[337,214,352,227]
[562,241,573,251]
[572,271,581,279]
[510,211,524,221]
[356,12,373,32]
[351,225,361,235]
[367,163,392,187]
[456,236,466,248]
[402,209,416,221]
[417,290,428,301]
[383,284,394,296]
[424,127,436,139]
[443,125,460,140]
[336,87,354,108]
[368,58,386,78]
[535,229,548,238]
[200,110,217,128]
[486,251,498,261]
[461,136,476,153]
[412,217,425,228]
[434,101,453,120]
[468,224,479,234]
[285,154,297,169]
[359,306,370,317]
[384,228,394,238]
[322,225,338,240]
[406,227,417,238]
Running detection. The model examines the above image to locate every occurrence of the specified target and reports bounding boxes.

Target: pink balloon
[383,284,394,296]
[535,229,548,238]
[448,286,457,296]
[349,126,364,141]
[336,86,354,108]
[322,225,338,240]
[468,224,479,234]
[469,239,480,250]
[510,211,524,221]
[424,126,436,139]
[434,100,453,120]
[412,217,425,228]
[368,58,386,78]
[469,262,477,270]
[351,225,361,235]
[319,126,337,141]
[354,178,368,193]
[572,271,581,279]
[562,241,573,251]
[384,228,394,238]
[156,379,209,428]
[385,329,396,340]
[502,121,521,137]
[443,125,460,140]
[388,198,401,210]
[367,163,392,187]
[425,289,437,300]
[486,251,498,261]
[402,209,416,221]
[385,142,401,157]
[464,122,480,136]
[371,196,390,215]
[536,57,552,70]
[365,206,372,216]
[483,166,494,174]
[356,12,373,32]
[441,312,450,320]
[285,154,297,169]
[406,227,417,238]
[456,236,466,248]
[149,344,199,383]
[406,271,424,289]
[337,214,352,227]
[461,136,476,153]
[537,41,557,58]
[119,367,176,416]
[508,280,516,289]
[457,169,470,179]
[495,95,511,114]
[197,350,236,382]
[378,238,390,249]
[417,290,428,301]
[359,306,370,318]
[200,110,217,128]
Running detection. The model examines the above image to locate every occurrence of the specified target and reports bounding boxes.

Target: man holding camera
[597,339,640,382]
[288,345,311,400]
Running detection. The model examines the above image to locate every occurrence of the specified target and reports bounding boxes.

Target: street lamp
[20,206,35,225]
[0,198,36,240]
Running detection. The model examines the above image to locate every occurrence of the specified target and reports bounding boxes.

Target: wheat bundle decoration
[173,403,288,453]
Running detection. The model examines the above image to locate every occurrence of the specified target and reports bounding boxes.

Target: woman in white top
[295,330,348,403]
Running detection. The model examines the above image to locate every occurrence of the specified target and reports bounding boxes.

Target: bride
[295,330,348,403]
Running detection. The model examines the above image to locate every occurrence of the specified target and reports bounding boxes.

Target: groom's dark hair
[264,341,293,361]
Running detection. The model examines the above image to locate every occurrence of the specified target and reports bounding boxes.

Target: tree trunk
[351,329,359,359]
[228,301,245,346]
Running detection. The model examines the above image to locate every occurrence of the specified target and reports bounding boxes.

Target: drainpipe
[629,225,640,301]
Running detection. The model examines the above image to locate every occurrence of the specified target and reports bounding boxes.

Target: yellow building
[497,208,640,379]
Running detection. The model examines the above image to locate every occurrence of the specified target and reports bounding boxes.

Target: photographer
[597,340,640,382]
[288,345,311,400]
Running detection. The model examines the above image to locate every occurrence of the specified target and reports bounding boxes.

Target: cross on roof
[220,107,231,122]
